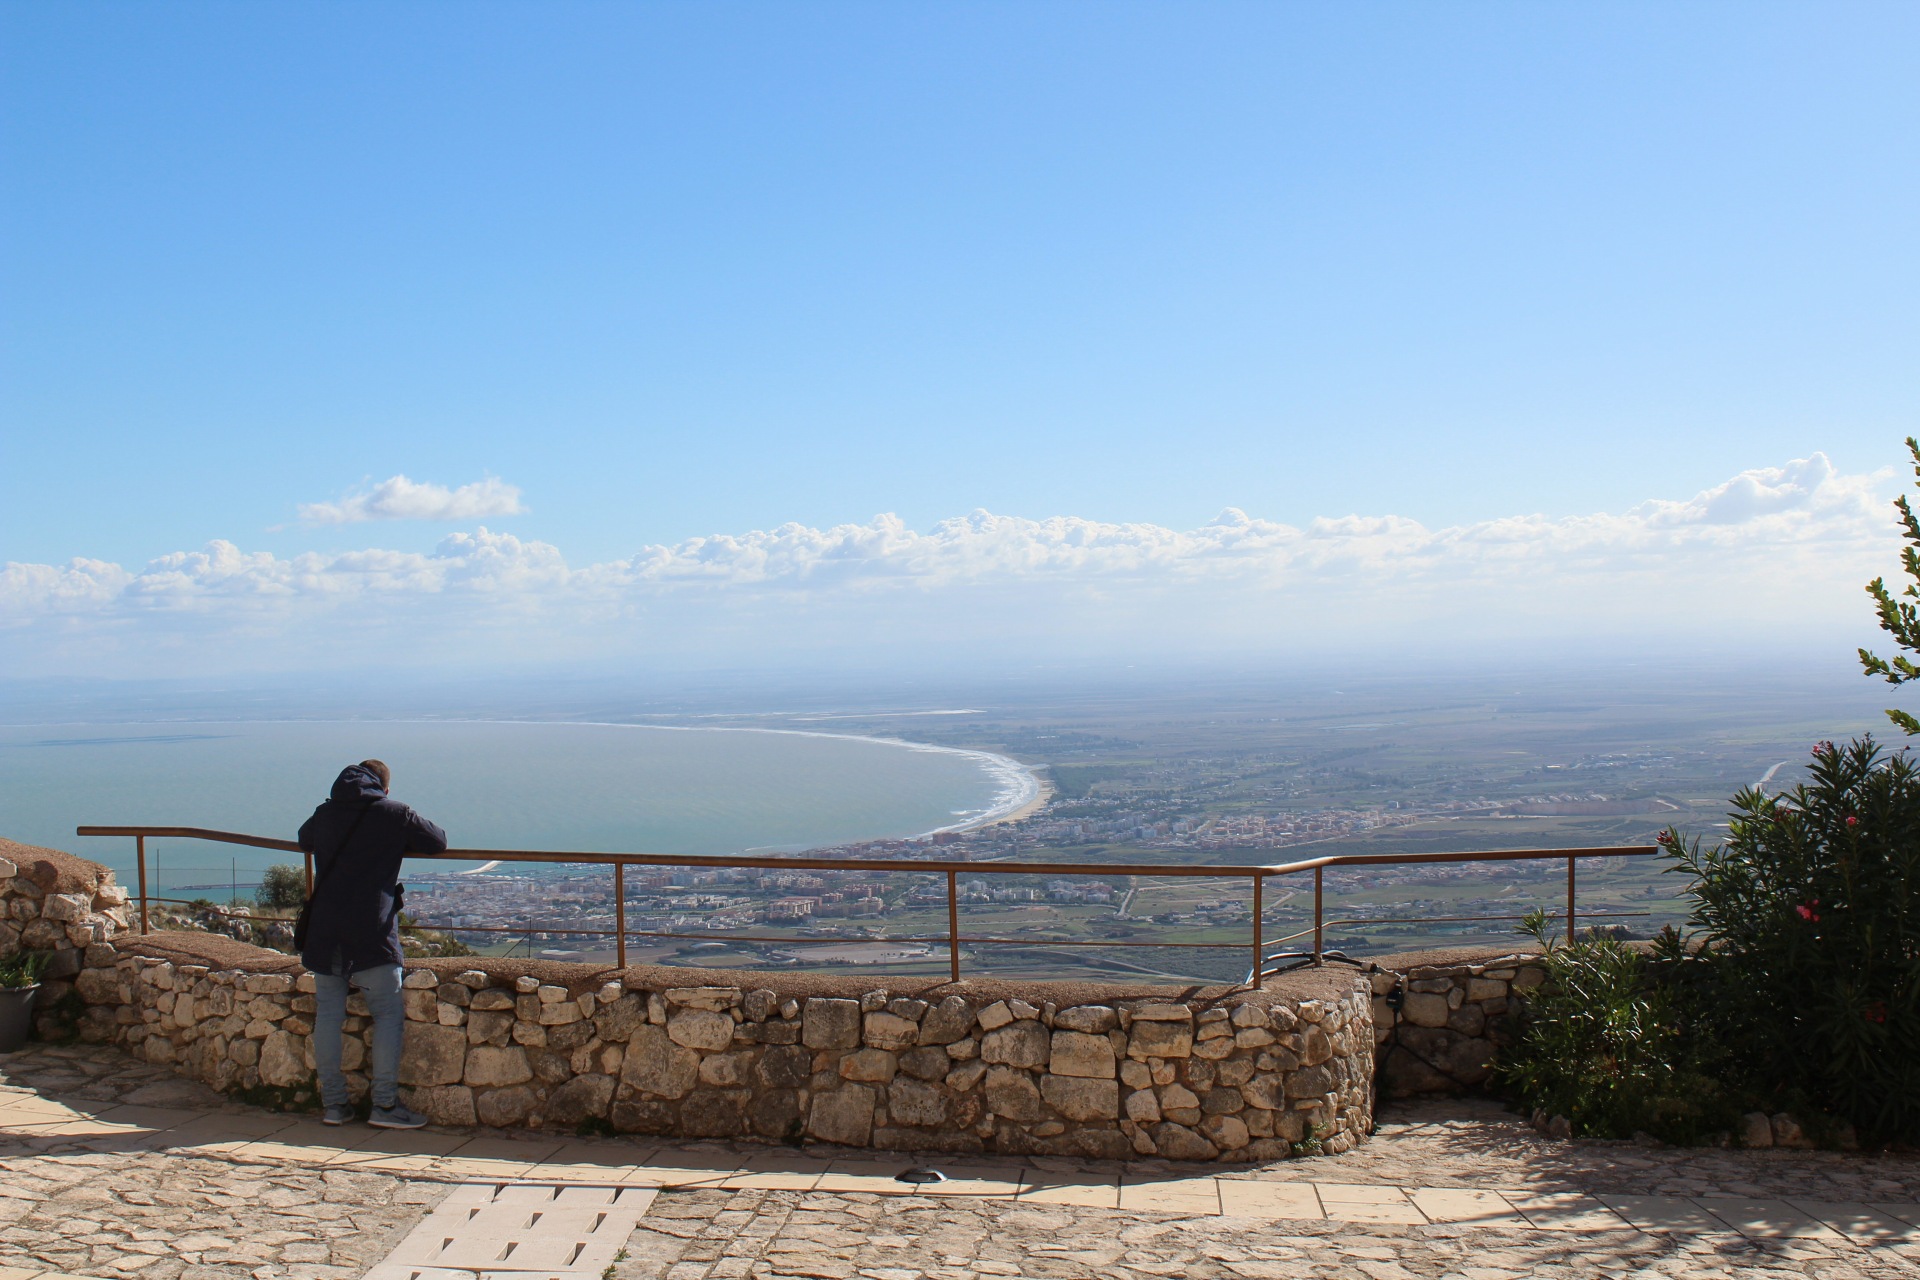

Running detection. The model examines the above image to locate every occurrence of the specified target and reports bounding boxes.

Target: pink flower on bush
[1846,815,1859,829]
[1795,900,1821,922]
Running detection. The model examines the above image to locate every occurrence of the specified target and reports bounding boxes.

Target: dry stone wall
[0,841,130,1026]
[5,838,1384,1161]
[73,952,1374,1163]
[1369,954,1548,1095]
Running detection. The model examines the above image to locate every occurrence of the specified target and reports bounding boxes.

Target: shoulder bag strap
[309,802,374,900]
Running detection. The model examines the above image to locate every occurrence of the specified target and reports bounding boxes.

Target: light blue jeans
[312,964,405,1111]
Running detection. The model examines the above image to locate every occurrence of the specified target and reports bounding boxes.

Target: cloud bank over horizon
[2,455,1900,678]
[297,475,526,525]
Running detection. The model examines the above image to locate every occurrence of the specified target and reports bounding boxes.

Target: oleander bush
[1492,909,1732,1143]
[1661,736,1920,1145]
[1502,736,1920,1146]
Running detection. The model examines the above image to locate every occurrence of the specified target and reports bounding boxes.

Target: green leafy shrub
[1660,737,1920,1144]
[255,864,306,911]
[1492,910,1731,1142]
[0,950,49,989]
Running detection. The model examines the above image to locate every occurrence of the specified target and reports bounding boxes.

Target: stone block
[258,1029,307,1087]
[802,997,862,1049]
[476,1084,536,1127]
[402,969,439,989]
[808,1084,876,1146]
[748,1088,802,1140]
[1053,1004,1118,1034]
[839,1048,897,1083]
[464,1045,533,1087]
[536,983,569,1004]
[1466,978,1509,1002]
[1048,1030,1115,1078]
[1285,1063,1334,1099]
[39,892,90,922]
[1125,1089,1161,1123]
[1402,992,1450,1028]
[945,1060,987,1092]
[406,1084,477,1126]
[1199,1114,1250,1149]
[398,1022,469,1087]
[1131,1003,1193,1022]
[983,1065,1048,1122]
[981,1019,1050,1069]
[1741,1110,1774,1148]
[887,1077,948,1127]
[537,1002,584,1027]
[1447,1004,1486,1037]
[863,1010,921,1050]
[976,1000,1014,1030]
[470,988,514,1011]
[1231,1003,1270,1027]
[755,1043,811,1089]
[1127,1020,1193,1060]
[1151,1122,1219,1161]
[698,1050,752,1087]
[665,986,738,1011]
[621,1024,699,1099]
[898,1045,950,1080]
[1772,1112,1813,1149]
[1041,1075,1118,1121]
[667,1008,734,1052]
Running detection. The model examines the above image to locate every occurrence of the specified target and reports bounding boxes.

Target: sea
[0,720,1035,894]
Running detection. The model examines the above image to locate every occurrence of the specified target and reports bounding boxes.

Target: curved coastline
[39,716,1047,875]
[563,720,1048,836]
[426,718,1049,867]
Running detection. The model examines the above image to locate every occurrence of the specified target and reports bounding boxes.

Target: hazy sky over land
[3,4,1916,680]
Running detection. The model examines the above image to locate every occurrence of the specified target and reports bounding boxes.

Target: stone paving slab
[10,1042,1920,1280]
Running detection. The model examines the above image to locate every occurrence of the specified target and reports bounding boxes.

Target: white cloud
[298,475,526,525]
[1,455,1900,675]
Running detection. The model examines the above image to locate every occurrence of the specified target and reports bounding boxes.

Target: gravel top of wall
[115,931,1363,1007]
[1365,945,1538,972]
[0,837,113,893]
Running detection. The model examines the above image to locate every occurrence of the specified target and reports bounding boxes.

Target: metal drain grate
[365,1183,659,1280]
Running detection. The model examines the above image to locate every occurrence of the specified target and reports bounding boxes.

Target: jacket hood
[329,764,388,804]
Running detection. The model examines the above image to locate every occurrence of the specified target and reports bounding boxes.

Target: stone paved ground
[6,1043,1920,1280]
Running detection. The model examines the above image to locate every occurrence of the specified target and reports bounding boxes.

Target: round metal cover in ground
[896,1167,947,1185]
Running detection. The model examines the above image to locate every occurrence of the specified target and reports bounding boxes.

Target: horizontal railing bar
[126,899,1278,952]
[1260,845,1658,875]
[78,825,1658,879]
[1326,910,1652,927]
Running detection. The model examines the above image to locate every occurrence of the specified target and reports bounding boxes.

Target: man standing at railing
[298,759,447,1129]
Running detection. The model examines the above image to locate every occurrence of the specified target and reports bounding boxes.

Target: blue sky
[3,4,1917,677]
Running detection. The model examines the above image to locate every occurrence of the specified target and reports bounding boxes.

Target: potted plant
[0,951,49,1053]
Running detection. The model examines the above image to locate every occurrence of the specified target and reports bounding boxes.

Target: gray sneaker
[321,1104,356,1126]
[368,1103,428,1130]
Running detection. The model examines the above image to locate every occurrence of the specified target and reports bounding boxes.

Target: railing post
[1566,854,1576,942]
[1251,872,1263,986]
[1313,865,1324,966]
[614,862,627,969]
[136,835,149,936]
[946,870,961,984]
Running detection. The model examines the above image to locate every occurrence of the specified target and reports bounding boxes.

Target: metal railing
[76,825,1660,983]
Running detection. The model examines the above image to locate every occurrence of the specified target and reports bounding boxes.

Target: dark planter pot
[0,984,41,1053]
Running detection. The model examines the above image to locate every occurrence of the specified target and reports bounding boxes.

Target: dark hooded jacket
[297,764,448,975]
